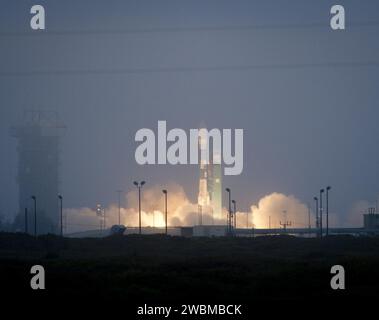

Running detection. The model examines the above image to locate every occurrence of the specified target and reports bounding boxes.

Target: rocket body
[197,127,223,223]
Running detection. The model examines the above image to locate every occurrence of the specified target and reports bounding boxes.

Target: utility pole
[64,211,67,234]
[96,204,103,231]
[320,189,325,238]
[314,197,319,237]
[252,210,255,238]
[225,188,232,236]
[162,189,168,235]
[282,210,288,232]
[103,208,106,230]
[326,186,331,236]
[232,200,236,229]
[116,190,123,225]
[307,203,311,232]
[24,208,28,234]
[31,196,37,237]
[58,195,63,237]
[134,181,145,235]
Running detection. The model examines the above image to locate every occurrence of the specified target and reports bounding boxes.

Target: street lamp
[320,189,325,238]
[313,196,318,237]
[58,195,63,237]
[162,189,168,235]
[232,200,236,229]
[24,208,28,234]
[134,181,145,235]
[31,196,37,237]
[116,190,123,225]
[225,188,232,235]
[103,208,106,230]
[96,204,103,230]
[326,186,331,236]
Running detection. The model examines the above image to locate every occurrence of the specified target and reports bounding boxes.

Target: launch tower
[11,110,65,234]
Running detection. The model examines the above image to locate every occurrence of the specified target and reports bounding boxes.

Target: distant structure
[364,207,379,229]
[197,127,222,224]
[11,110,65,234]
[279,220,292,232]
[96,204,106,231]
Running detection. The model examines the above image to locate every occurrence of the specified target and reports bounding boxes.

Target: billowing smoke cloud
[124,182,199,227]
[65,186,319,233]
[65,183,199,233]
[65,207,105,233]
[60,187,379,234]
[239,192,314,229]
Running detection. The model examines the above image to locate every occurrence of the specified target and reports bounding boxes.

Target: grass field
[1,232,379,313]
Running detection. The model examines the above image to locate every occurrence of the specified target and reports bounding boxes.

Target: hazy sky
[0,0,378,224]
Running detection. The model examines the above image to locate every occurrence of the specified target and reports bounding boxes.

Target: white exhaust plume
[65,183,200,233]
[65,187,319,233]
[238,193,314,229]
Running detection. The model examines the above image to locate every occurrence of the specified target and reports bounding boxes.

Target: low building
[364,208,379,229]
[193,225,227,237]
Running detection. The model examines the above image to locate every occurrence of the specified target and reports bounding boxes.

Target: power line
[1,60,378,77]
[0,21,379,37]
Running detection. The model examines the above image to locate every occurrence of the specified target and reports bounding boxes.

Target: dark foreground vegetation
[1,232,379,314]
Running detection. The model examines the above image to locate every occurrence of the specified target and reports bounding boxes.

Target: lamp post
[320,189,325,238]
[24,208,28,234]
[116,190,123,225]
[58,195,63,237]
[103,208,106,229]
[252,210,255,238]
[162,189,168,235]
[225,188,231,235]
[307,203,311,232]
[134,181,145,235]
[96,204,103,230]
[326,186,331,236]
[31,196,37,237]
[313,196,318,237]
[232,200,236,229]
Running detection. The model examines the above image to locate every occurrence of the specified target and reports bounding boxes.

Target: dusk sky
[0,0,378,227]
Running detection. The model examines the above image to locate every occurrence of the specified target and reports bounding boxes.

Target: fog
[0,1,378,229]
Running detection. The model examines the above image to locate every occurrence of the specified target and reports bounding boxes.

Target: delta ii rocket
[197,128,222,224]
